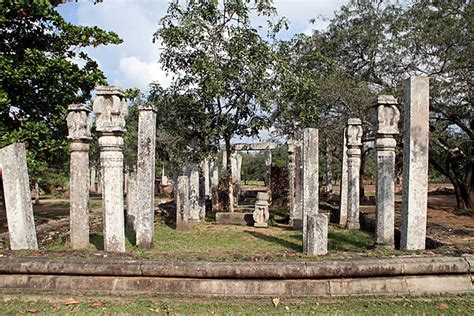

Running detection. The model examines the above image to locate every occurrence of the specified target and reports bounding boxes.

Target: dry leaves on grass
[25,307,40,314]
[272,297,280,307]
[64,298,80,305]
[89,301,102,308]
[436,303,449,309]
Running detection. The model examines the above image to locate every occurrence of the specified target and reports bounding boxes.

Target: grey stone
[176,175,189,231]
[264,147,272,204]
[125,171,138,231]
[236,154,242,196]
[400,76,430,250]
[338,128,349,226]
[287,139,296,226]
[302,128,319,252]
[203,158,210,198]
[90,166,97,194]
[187,163,201,222]
[346,118,363,230]
[93,85,128,252]
[293,139,304,229]
[253,192,270,227]
[373,95,400,248]
[67,104,92,249]
[198,162,206,220]
[210,159,219,211]
[232,142,277,151]
[136,104,157,248]
[306,214,328,256]
[325,143,333,196]
[0,143,38,250]
[215,212,254,226]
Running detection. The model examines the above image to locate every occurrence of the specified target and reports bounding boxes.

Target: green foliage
[0,0,122,177]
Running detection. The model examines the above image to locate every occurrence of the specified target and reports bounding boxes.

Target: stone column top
[68,103,91,112]
[372,95,400,135]
[138,103,158,112]
[67,104,92,141]
[92,85,128,133]
[96,85,125,97]
[347,118,363,146]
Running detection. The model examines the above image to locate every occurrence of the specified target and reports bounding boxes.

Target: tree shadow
[245,230,302,252]
[125,229,136,246]
[90,233,104,250]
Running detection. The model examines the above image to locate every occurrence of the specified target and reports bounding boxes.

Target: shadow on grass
[328,230,373,251]
[244,230,302,252]
[90,233,104,250]
[125,229,136,246]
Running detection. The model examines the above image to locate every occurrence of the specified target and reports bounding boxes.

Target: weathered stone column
[236,154,242,197]
[302,128,319,252]
[294,139,304,229]
[326,143,333,197]
[188,162,201,222]
[176,175,189,231]
[203,158,210,198]
[222,150,227,171]
[198,163,206,220]
[0,143,38,250]
[346,118,363,230]
[401,76,430,250]
[373,95,400,248]
[339,128,349,227]
[125,170,137,231]
[93,86,128,252]
[210,159,219,211]
[306,214,328,256]
[228,152,237,212]
[161,167,168,186]
[136,103,157,249]
[67,104,92,249]
[265,147,272,203]
[287,139,296,226]
[90,165,97,194]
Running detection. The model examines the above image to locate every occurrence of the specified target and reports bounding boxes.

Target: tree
[154,0,278,170]
[0,0,122,179]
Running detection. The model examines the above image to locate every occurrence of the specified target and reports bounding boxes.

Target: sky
[56,0,349,92]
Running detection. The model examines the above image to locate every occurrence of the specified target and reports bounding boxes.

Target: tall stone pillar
[161,167,168,186]
[228,152,237,212]
[302,128,319,252]
[326,143,333,197]
[198,163,206,220]
[373,95,400,248]
[90,165,97,194]
[287,139,296,226]
[188,162,201,222]
[67,104,92,249]
[176,175,189,231]
[210,159,219,211]
[265,147,272,203]
[236,154,242,197]
[0,143,38,250]
[125,170,138,231]
[346,118,363,230]
[203,158,210,198]
[136,103,157,249]
[222,150,227,171]
[93,86,128,252]
[401,76,430,250]
[294,139,304,229]
[338,128,349,227]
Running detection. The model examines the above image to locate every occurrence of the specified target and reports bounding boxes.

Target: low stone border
[0,256,472,297]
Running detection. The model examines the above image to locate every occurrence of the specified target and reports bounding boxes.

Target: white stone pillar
[294,139,304,229]
[302,128,319,252]
[306,214,328,256]
[326,143,333,197]
[203,158,210,198]
[176,175,189,231]
[188,162,201,222]
[222,150,227,171]
[346,118,363,230]
[93,86,128,252]
[136,103,157,249]
[210,159,219,212]
[339,128,349,227]
[125,170,138,231]
[90,165,97,194]
[287,139,296,226]
[401,76,430,250]
[373,95,400,248]
[161,167,168,186]
[229,152,237,212]
[0,143,38,250]
[236,154,242,197]
[67,104,92,249]
[198,163,206,220]
[265,147,272,203]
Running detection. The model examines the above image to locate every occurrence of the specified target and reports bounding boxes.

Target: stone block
[215,212,254,226]
[305,214,328,256]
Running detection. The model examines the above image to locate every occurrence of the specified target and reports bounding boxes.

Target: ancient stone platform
[0,256,471,297]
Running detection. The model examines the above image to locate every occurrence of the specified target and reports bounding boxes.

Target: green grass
[0,295,472,315]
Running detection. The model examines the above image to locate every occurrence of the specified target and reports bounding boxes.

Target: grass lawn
[41,220,412,261]
[0,294,472,315]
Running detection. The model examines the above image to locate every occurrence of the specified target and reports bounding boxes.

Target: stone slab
[215,212,254,226]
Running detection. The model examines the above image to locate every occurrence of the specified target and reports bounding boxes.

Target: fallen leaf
[89,301,101,308]
[272,297,280,307]
[26,308,40,314]
[436,303,448,310]
[64,298,80,305]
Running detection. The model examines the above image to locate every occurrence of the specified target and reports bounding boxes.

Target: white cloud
[118,56,172,90]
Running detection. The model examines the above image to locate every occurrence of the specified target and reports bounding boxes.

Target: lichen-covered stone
[346,118,363,230]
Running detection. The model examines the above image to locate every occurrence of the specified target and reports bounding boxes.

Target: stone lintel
[96,85,125,96]
[232,142,277,151]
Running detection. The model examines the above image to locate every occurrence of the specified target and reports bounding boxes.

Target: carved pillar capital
[67,104,92,143]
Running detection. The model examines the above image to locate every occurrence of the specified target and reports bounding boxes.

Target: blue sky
[56,0,349,93]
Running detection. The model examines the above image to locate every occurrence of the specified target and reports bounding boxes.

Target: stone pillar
[67,104,92,249]
[0,143,38,250]
[253,192,270,227]
[93,86,128,252]
[161,167,168,186]
[210,159,219,212]
[294,140,304,229]
[198,163,206,220]
[203,158,210,198]
[136,103,157,249]
[373,95,400,248]
[326,143,333,197]
[176,175,189,231]
[338,128,349,227]
[222,150,227,171]
[265,147,272,203]
[287,139,296,226]
[302,128,319,252]
[306,214,328,256]
[229,152,237,212]
[90,165,97,194]
[401,76,430,250]
[96,170,102,195]
[125,170,138,231]
[346,118,363,230]
[188,162,201,222]
[236,154,242,197]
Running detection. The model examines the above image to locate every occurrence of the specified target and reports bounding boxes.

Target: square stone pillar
[176,175,189,231]
[188,162,201,222]
[210,159,219,211]
[306,214,328,256]
[401,76,430,250]
[373,95,400,248]
[287,139,296,225]
[136,103,157,249]
[198,162,206,220]
[325,143,333,197]
[302,128,319,252]
[293,139,304,229]
[346,118,363,230]
[90,166,97,194]
[93,86,128,252]
[265,147,272,203]
[203,158,210,198]
[236,154,242,197]
[338,128,349,226]
[0,143,38,250]
[125,170,138,231]
[222,150,227,171]
[67,104,92,249]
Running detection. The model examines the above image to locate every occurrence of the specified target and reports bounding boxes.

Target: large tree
[0,0,121,178]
